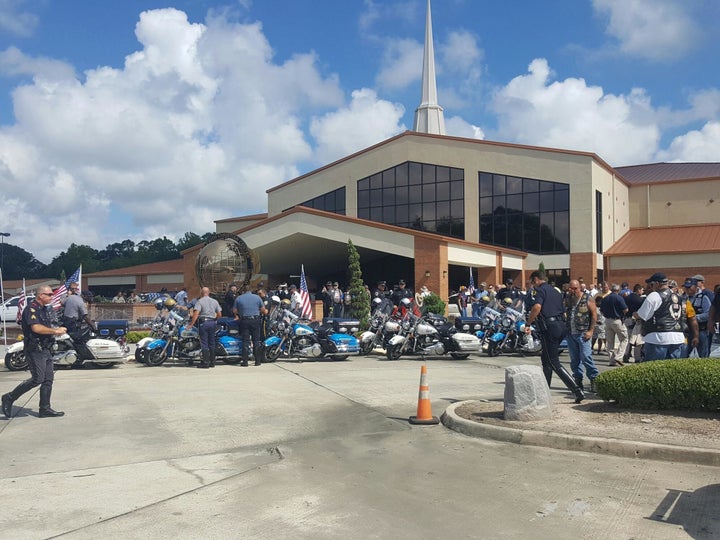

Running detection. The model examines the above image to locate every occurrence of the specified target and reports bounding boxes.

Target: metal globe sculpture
[195,233,260,293]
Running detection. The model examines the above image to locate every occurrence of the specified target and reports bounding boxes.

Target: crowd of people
[449,270,717,403]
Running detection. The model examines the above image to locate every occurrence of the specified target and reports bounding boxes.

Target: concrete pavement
[2,347,720,538]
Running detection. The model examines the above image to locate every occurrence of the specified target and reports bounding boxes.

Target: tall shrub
[347,239,370,328]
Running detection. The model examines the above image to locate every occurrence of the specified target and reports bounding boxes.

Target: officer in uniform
[62,282,96,333]
[233,285,268,367]
[391,279,414,307]
[525,271,585,403]
[190,287,222,368]
[3,286,67,418]
[372,281,390,300]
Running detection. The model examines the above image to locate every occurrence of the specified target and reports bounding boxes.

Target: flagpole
[1,267,6,346]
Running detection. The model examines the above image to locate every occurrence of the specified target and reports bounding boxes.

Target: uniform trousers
[7,349,55,410]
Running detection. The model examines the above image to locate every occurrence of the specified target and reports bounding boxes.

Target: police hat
[289,284,297,290]
[645,272,667,283]
[377,280,386,286]
[684,278,698,288]
[505,278,513,285]
[691,274,705,282]
[398,279,406,285]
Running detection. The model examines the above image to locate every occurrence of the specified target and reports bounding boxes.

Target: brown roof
[215,213,268,224]
[85,259,184,277]
[605,224,720,256]
[615,162,720,185]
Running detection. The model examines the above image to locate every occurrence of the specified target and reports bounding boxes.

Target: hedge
[126,331,151,343]
[595,358,720,410]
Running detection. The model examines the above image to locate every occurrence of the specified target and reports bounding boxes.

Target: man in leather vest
[634,272,698,361]
[564,279,600,392]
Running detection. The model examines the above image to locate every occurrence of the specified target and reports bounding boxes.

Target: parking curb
[441,400,720,467]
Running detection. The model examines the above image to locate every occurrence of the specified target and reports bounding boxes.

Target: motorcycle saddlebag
[97,319,129,338]
[322,318,360,334]
[455,317,483,333]
[425,313,448,328]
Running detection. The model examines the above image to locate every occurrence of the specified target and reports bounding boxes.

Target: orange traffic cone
[409,364,439,425]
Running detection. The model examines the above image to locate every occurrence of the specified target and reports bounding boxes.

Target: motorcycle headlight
[402,321,411,331]
[461,324,470,331]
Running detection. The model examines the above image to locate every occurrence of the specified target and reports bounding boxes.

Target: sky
[0,0,718,263]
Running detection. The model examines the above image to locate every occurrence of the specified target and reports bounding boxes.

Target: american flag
[299,264,313,320]
[51,265,81,308]
[468,267,475,295]
[16,278,26,323]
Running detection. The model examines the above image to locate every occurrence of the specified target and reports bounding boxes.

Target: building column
[414,236,448,306]
[570,252,597,283]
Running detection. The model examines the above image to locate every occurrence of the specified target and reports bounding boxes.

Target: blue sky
[0,0,718,262]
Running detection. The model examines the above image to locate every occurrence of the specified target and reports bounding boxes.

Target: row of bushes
[595,358,720,410]
[126,331,151,343]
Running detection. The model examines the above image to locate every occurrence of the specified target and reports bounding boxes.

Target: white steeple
[413,0,446,135]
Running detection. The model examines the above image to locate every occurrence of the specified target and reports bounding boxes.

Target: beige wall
[628,179,720,228]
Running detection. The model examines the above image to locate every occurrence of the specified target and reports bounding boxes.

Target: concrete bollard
[503,365,553,421]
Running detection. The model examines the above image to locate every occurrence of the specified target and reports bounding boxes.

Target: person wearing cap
[525,270,585,403]
[471,282,487,317]
[599,283,628,367]
[223,284,238,318]
[690,274,714,302]
[371,281,390,303]
[392,279,414,308]
[633,272,698,361]
[288,284,303,315]
[496,278,519,305]
[320,282,334,318]
[683,277,712,357]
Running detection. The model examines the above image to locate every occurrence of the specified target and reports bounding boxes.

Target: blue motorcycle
[263,309,359,361]
[138,311,243,366]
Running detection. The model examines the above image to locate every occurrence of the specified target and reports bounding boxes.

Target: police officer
[372,281,390,301]
[3,286,67,418]
[525,271,585,403]
[190,287,221,369]
[233,285,268,367]
[391,279,414,307]
[62,281,96,333]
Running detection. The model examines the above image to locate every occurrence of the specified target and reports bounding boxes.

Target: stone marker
[503,365,553,421]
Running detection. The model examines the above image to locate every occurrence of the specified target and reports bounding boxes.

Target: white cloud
[0,0,38,37]
[0,8,353,262]
[376,38,423,91]
[310,88,405,164]
[593,0,701,61]
[445,115,484,140]
[657,121,720,162]
[492,58,660,165]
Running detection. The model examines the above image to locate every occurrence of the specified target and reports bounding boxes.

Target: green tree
[47,244,100,279]
[0,244,47,279]
[176,232,207,252]
[346,239,370,329]
[136,237,180,264]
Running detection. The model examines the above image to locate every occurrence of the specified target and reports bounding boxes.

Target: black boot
[556,364,585,403]
[208,348,216,368]
[2,393,14,419]
[574,377,584,391]
[38,386,64,417]
[197,350,210,369]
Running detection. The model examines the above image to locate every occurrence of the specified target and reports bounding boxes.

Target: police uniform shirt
[21,299,54,350]
[534,282,564,318]
[194,296,221,319]
[63,294,88,320]
[234,292,263,317]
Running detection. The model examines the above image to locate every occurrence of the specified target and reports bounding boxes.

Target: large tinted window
[479,172,569,254]
[357,161,464,239]
[299,187,346,215]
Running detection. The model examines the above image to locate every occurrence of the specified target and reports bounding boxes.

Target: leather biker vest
[566,291,592,334]
[642,289,685,335]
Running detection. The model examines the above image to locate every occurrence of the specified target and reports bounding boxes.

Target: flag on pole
[468,267,475,295]
[16,278,26,323]
[51,265,82,308]
[299,264,313,320]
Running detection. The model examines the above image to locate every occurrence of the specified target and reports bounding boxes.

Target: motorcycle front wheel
[263,344,282,363]
[450,353,470,359]
[144,348,167,366]
[5,351,28,371]
[386,344,403,360]
[359,340,375,355]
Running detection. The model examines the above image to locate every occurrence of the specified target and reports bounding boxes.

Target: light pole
[0,232,9,345]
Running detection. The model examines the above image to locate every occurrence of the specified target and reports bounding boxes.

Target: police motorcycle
[4,321,127,371]
[136,298,243,366]
[485,299,543,357]
[474,305,502,352]
[263,302,360,362]
[359,297,401,355]
[385,299,480,360]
